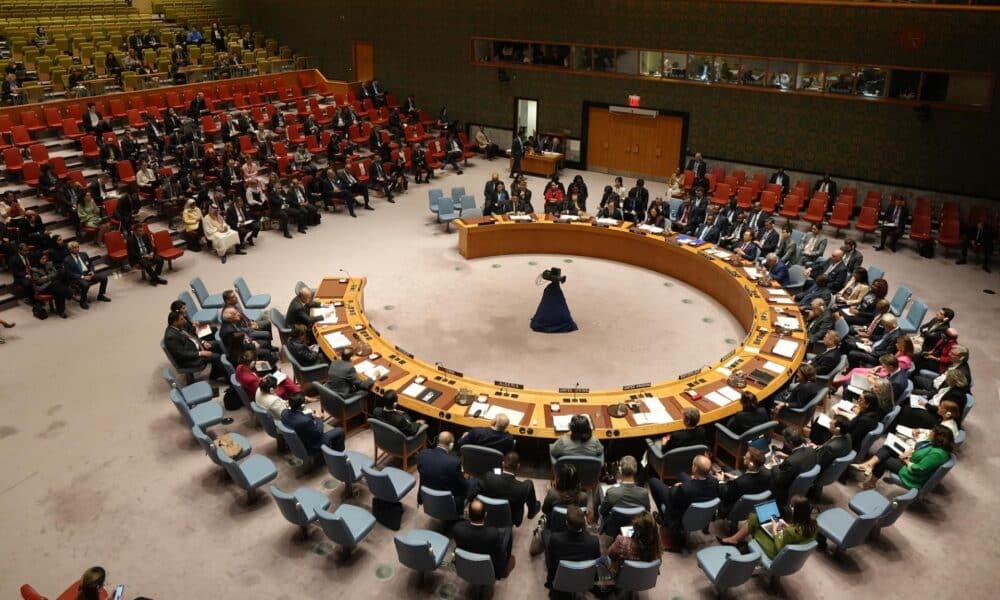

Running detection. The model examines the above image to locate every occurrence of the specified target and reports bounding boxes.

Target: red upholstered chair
[937,219,962,255]
[760,191,778,213]
[802,197,826,225]
[828,202,852,232]
[166,91,184,111]
[710,166,725,182]
[233,94,250,110]
[19,583,47,600]
[682,169,694,191]
[941,201,960,223]
[109,98,128,122]
[298,72,317,95]
[117,160,137,184]
[736,186,754,210]
[104,231,130,267]
[12,125,34,149]
[29,143,49,165]
[130,96,147,114]
[385,93,400,109]
[854,206,879,241]
[201,115,221,138]
[913,197,932,220]
[3,147,24,180]
[127,109,145,130]
[238,135,258,157]
[351,159,370,185]
[51,156,68,180]
[44,107,63,130]
[22,161,41,186]
[765,183,783,197]
[731,169,746,185]
[778,194,802,220]
[286,125,306,145]
[80,135,100,163]
[21,111,46,134]
[909,213,933,244]
[152,229,184,269]
[349,124,366,147]
[711,183,730,206]
[273,141,288,159]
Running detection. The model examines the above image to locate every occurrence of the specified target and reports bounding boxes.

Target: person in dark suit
[957,219,994,273]
[745,202,766,234]
[372,390,424,437]
[285,286,321,330]
[806,249,848,291]
[598,198,624,220]
[220,307,277,363]
[187,91,208,119]
[82,103,112,135]
[163,310,226,380]
[735,229,759,262]
[756,219,780,256]
[764,253,790,286]
[544,505,600,590]
[648,455,719,539]
[809,331,843,378]
[510,132,524,178]
[453,499,514,579]
[811,415,853,472]
[768,168,790,196]
[723,392,769,435]
[875,195,909,252]
[63,241,110,308]
[686,152,707,178]
[473,451,540,527]
[624,179,649,223]
[336,167,373,211]
[281,393,345,454]
[598,455,650,525]
[692,214,722,243]
[812,174,838,203]
[369,159,396,203]
[126,223,166,286]
[326,347,375,399]
[286,324,327,367]
[659,407,707,453]
[225,196,259,249]
[771,427,817,507]
[773,364,824,420]
[100,140,124,178]
[805,298,834,345]
[287,177,320,227]
[7,243,34,296]
[456,414,515,454]
[718,448,772,518]
[417,431,468,514]
[847,313,902,368]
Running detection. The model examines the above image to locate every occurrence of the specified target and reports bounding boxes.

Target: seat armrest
[405,423,429,451]
[714,423,739,442]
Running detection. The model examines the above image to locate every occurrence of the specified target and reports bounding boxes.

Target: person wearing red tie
[875,195,909,252]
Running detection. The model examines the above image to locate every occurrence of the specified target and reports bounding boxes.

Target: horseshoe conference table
[314,214,807,441]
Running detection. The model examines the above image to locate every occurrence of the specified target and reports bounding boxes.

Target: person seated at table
[31,251,71,318]
[598,198,624,221]
[717,448,772,519]
[486,181,512,215]
[719,495,818,557]
[808,331,843,379]
[550,414,604,459]
[327,347,375,400]
[286,324,327,368]
[604,511,661,578]
[832,268,870,310]
[835,337,913,392]
[770,427,817,507]
[770,364,823,417]
[659,407,707,453]
[512,180,534,214]
[723,391,768,435]
[735,229,759,261]
[764,252,790,286]
[799,223,828,268]
[900,371,969,430]
[644,204,667,229]
[855,425,954,491]
[281,393,345,454]
[543,180,564,214]
[847,313,902,369]
[456,414,516,454]
[372,389,425,436]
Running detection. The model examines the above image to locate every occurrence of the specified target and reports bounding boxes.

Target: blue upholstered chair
[460,444,503,478]
[421,486,461,523]
[170,388,225,429]
[250,401,285,451]
[276,421,320,467]
[192,425,250,467]
[455,548,497,590]
[216,448,278,502]
[616,559,661,594]
[233,276,271,309]
[316,504,376,553]
[363,465,416,503]
[849,488,918,540]
[477,494,513,528]
[817,505,880,555]
[888,285,912,317]
[394,529,450,584]
[898,299,928,334]
[161,367,213,407]
[269,484,331,536]
[315,381,367,436]
[321,447,374,497]
[644,443,709,481]
[748,539,818,590]
[697,546,760,595]
[551,560,598,595]
[177,290,219,324]
[787,464,822,499]
[190,276,225,308]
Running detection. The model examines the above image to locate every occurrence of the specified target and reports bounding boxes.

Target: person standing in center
[510,131,524,178]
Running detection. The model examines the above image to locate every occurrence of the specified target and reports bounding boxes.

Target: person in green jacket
[720,495,818,558]
[859,425,954,491]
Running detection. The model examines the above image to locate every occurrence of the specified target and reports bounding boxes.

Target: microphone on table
[339,268,351,279]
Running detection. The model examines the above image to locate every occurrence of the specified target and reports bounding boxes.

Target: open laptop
[754,500,782,537]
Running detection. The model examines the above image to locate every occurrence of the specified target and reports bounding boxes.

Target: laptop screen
[754,500,781,524]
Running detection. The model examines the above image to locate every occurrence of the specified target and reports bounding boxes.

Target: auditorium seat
[854,206,879,240]
[697,546,760,595]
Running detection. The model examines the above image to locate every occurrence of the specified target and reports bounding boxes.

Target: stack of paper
[704,391,732,407]
[355,360,390,380]
[509,214,533,221]
[323,331,353,349]
[640,397,673,424]
[402,382,427,398]
[772,339,799,358]
[312,306,339,324]
[596,217,620,225]
[762,361,785,374]
[485,405,525,425]
[637,224,664,234]
[554,412,591,431]
[885,433,914,454]
[717,387,742,402]
[743,267,762,280]
[271,371,288,385]
[775,316,801,330]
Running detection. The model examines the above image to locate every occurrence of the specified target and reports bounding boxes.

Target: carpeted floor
[1,164,997,599]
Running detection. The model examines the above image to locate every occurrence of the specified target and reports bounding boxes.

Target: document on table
[717,386,742,402]
[762,360,785,375]
[558,214,580,222]
[704,248,732,259]
[637,224,664,234]
[743,267,762,280]
[312,306,339,324]
[402,382,427,398]
[323,331,353,349]
[771,339,799,358]
[772,298,794,305]
[485,404,525,426]
[775,316,801,330]
[705,391,732,407]
[553,413,592,431]
[509,214,533,221]
[354,360,389,380]
[641,397,673,424]
[596,217,620,225]
[766,288,790,297]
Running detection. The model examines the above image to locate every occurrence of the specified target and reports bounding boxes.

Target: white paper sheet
[743,267,762,280]
[558,214,580,222]
[553,413,590,431]
[402,382,427,398]
[766,288,789,297]
[637,224,664,234]
[596,217,620,225]
[772,298,794,305]
[485,404,525,425]
[833,400,856,417]
[744,347,760,354]
[705,391,732,407]
[762,361,785,374]
[776,316,801,330]
[312,306,339,324]
[355,360,389,380]
[718,386,742,401]
[509,214,533,221]
[323,331,352,349]
[272,371,287,385]
[772,339,799,358]
[641,397,673,424]
[716,367,732,377]
[815,413,832,429]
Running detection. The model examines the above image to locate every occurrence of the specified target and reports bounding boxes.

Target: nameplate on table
[437,365,464,377]
[622,382,651,391]
[477,220,497,226]
[494,380,524,390]
[677,368,703,380]
[558,387,590,394]
[395,345,414,358]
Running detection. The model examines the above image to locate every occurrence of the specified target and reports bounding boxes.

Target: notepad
[509,214,533,221]
[641,397,673,424]
[772,339,799,358]
[772,298,794,305]
[705,391,733,407]
[553,413,590,431]
[744,347,760,354]
[558,214,580,222]
[637,224,664,234]
[271,370,288,385]
[716,367,732,377]
[815,412,832,429]
[596,217,620,225]
[832,400,856,418]
[762,360,785,375]
[885,433,913,455]
[766,288,790,297]
[355,360,390,380]
[485,405,525,425]
[312,306,339,324]
[196,324,213,339]
[910,395,927,408]
[775,316,801,330]
[323,331,352,349]
[895,425,916,440]
[402,382,427,398]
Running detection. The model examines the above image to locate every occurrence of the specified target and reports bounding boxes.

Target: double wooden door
[586,106,683,180]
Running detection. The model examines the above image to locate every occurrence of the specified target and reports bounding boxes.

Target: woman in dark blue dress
[530,268,578,333]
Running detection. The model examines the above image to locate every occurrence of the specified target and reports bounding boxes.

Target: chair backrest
[729,490,772,524]
[553,455,603,489]
[276,421,313,462]
[888,285,912,316]
[830,508,880,549]
[768,540,818,576]
[362,465,397,500]
[321,446,358,484]
[877,488,918,528]
[817,450,857,487]
[785,264,806,289]
[963,394,975,422]
[477,494,514,528]
[394,532,437,572]
[191,425,223,466]
[903,300,928,330]
[857,423,885,459]
[315,506,354,546]
[834,317,851,341]
[250,402,281,440]
[161,367,180,389]
[451,186,466,202]
[269,307,291,345]
[603,504,646,536]
[548,504,587,532]
[269,485,312,526]
[882,406,900,429]
[616,559,661,592]
[917,456,956,497]
[229,373,253,411]
[437,198,456,219]
[190,276,212,305]
[368,417,406,454]
[315,381,348,417]
[421,486,460,521]
[455,548,496,586]
[661,444,710,480]
[234,276,253,304]
[714,551,760,589]
[460,444,504,478]
[552,560,598,593]
[867,265,885,281]
[216,448,251,488]
[169,388,195,426]
[461,194,477,210]
[788,464,821,499]
[682,497,720,533]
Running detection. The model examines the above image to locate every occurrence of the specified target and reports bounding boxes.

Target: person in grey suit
[847,313,902,368]
[598,456,650,530]
[805,298,834,345]
[327,347,375,405]
[550,414,604,459]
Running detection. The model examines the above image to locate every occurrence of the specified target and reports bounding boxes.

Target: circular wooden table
[314,214,806,442]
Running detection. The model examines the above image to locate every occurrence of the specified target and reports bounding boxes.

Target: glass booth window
[889,69,921,100]
[473,39,493,63]
[796,63,826,92]
[856,67,887,98]
[593,48,616,72]
[740,58,768,86]
[825,65,856,94]
[768,61,796,90]
[640,51,663,77]
[615,49,639,75]
[687,55,713,82]
[714,57,742,85]
[572,47,593,71]
[663,53,687,79]
[532,43,570,68]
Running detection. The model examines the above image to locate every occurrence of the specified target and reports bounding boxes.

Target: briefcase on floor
[372,497,404,530]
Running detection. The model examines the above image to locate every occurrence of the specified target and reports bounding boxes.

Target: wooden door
[586,106,683,180]
[353,42,374,82]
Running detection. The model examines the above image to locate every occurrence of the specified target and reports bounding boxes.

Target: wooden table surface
[314,216,806,440]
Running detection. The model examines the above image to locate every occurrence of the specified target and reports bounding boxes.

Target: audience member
[723,391,768,435]
[456,414,515,454]
[541,463,588,518]
[770,427,817,506]
[605,511,661,578]
[659,407,706,453]
[372,390,424,436]
[453,499,515,579]
[126,222,167,286]
[163,310,225,380]
[281,393,345,453]
[473,451,540,527]
[717,448,772,518]
[649,455,719,550]
[417,431,468,514]
[598,455,650,527]
[855,425,954,491]
[64,241,111,308]
[720,495,818,557]
[544,505,600,591]
[550,414,604,459]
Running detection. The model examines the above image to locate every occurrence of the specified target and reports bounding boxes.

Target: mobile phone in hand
[111,585,125,600]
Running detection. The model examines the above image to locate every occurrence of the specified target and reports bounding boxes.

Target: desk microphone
[339,268,351,279]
